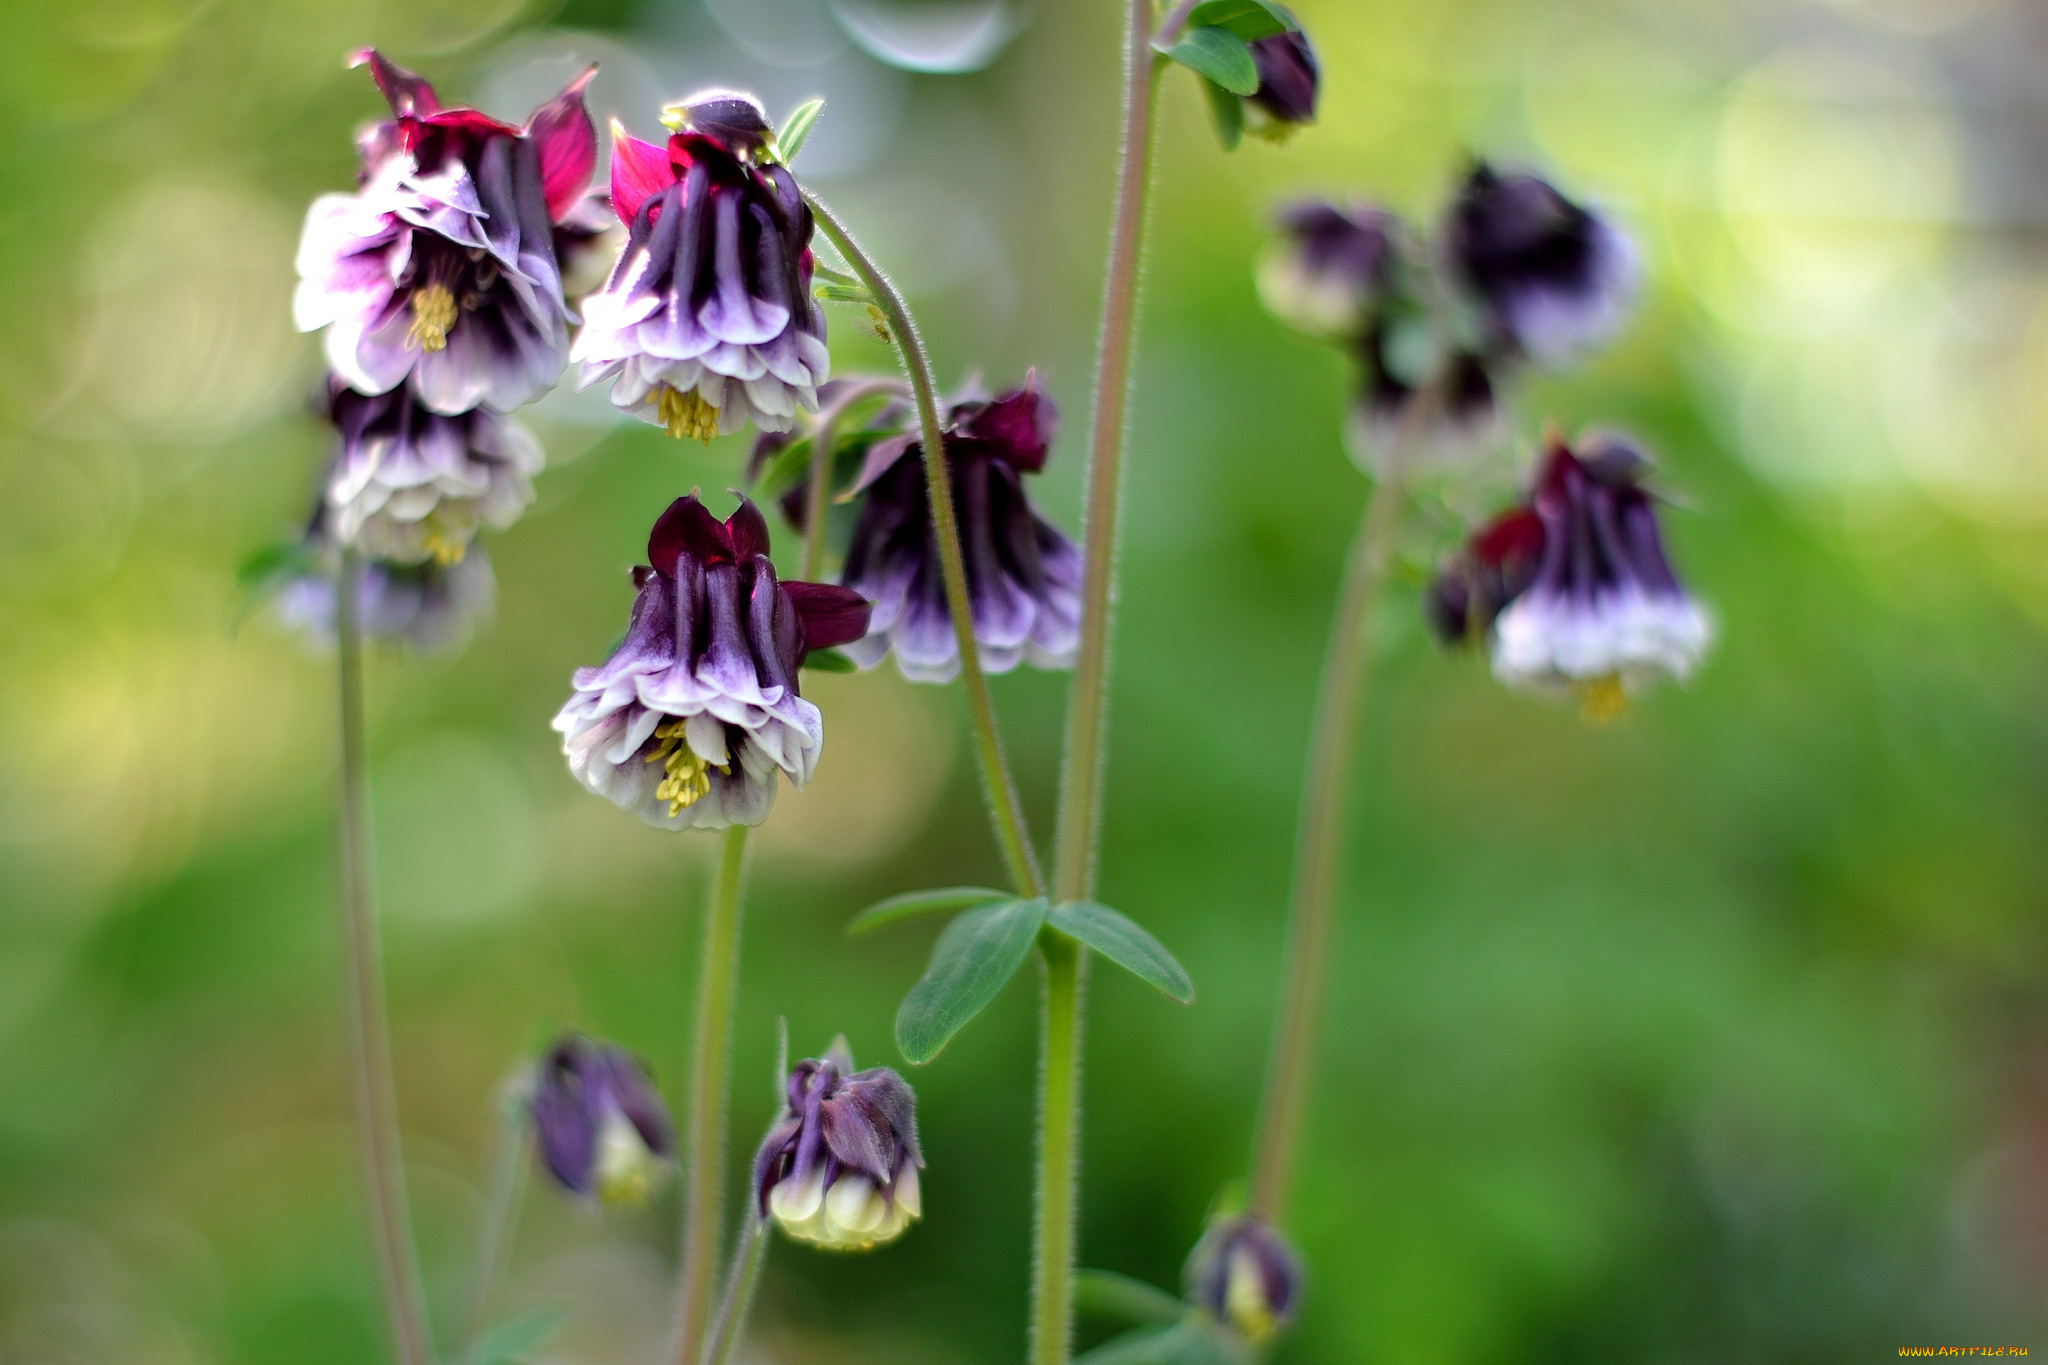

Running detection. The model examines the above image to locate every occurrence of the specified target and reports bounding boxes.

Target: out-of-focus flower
[1184,1214,1303,1343]
[554,190,622,304]
[529,1033,675,1207]
[294,50,597,415]
[752,1038,922,1250]
[823,374,1080,683]
[552,494,869,830]
[1244,30,1319,138]
[1443,162,1637,367]
[572,92,827,442]
[1427,433,1710,711]
[271,516,495,653]
[1257,201,1397,340]
[323,378,542,565]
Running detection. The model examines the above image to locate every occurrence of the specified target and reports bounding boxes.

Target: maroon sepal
[725,495,772,562]
[959,371,1056,472]
[648,494,735,575]
[610,131,676,225]
[351,48,439,118]
[526,65,599,223]
[1471,506,1544,571]
[784,583,872,655]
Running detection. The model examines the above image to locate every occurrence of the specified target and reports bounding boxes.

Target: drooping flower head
[572,92,827,442]
[294,51,597,416]
[1184,1214,1303,1343]
[323,377,542,565]
[1443,162,1638,367]
[529,1033,675,1207]
[552,494,869,830]
[1244,30,1319,138]
[825,374,1080,683]
[1426,432,1710,713]
[752,1038,922,1250]
[1257,200,1397,341]
[269,508,496,653]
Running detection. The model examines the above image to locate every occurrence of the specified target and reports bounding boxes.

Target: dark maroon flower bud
[1245,30,1319,135]
[1258,200,1398,339]
[752,1038,922,1249]
[1184,1214,1303,1342]
[529,1034,675,1206]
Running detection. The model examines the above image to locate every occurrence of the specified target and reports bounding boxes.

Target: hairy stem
[697,1214,770,1365]
[1031,931,1085,1365]
[335,547,435,1365]
[803,189,1044,899]
[675,825,752,1364]
[465,1073,532,1346]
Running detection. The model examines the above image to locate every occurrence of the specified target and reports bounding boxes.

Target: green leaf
[1185,0,1296,40]
[811,260,862,289]
[774,97,825,164]
[894,898,1047,1063]
[466,1303,572,1365]
[1201,76,1243,151]
[1074,1320,1242,1365]
[814,280,876,304]
[1047,901,1194,1003]
[802,647,857,674]
[1075,1269,1186,1326]
[1162,26,1258,96]
[754,433,815,502]
[851,886,1012,937]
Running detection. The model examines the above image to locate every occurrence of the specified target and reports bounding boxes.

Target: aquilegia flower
[529,1033,675,1207]
[833,374,1081,683]
[1426,433,1710,706]
[572,92,828,442]
[552,494,869,830]
[1256,200,1396,340]
[294,50,596,415]
[752,1038,922,1250]
[323,378,542,565]
[1443,161,1638,367]
[1244,30,1319,138]
[1184,1214,1303,1343]
[273,514,495,653]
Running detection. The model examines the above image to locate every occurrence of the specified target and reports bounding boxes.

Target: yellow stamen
[642,717,729,815]
[657,385,721,443]
[421,527,466,566]
[1575,673,1628,725]
[407,283,458,352]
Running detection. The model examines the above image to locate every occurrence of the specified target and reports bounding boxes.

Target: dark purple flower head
[1184,1214,1302,1342]
[294,52,597,415]
[571,93,827,442]
[1246,30,1319,135]
[1259,200,1399,339]
[272,507,495,653]
[1444,162,1638,366]
[529,1034,675,1207]
[752,1038,922,1250]
[1428,432,1710,706]
[829,373,1081,683]
[552,493,868,830]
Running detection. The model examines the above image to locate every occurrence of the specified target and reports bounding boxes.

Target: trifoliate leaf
[1047,901,1194,1003]
[895,898,1048,1063]
[1162,26,1259,96]
[850,886,1013,936]
[1185,0,1296,41]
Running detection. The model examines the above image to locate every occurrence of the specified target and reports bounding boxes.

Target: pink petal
[527,65,599,222]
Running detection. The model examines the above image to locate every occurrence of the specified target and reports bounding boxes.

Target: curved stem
[802,190,1044,900]
[697,1214,771,1365]
[465,1073,533,1346]
[674,825,752,1365]
[335,547,436,1365]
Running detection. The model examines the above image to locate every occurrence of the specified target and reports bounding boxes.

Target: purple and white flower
[572,93,827,442]
[294,50,597,415]
[751,1038,922,1250]
[1184,1214,1303,1343]
[529,1033,675,1207]
[1257,200,1397,340]
[272,518,495,654]
[552,494,869,830]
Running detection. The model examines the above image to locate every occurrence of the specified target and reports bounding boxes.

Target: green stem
[1031,931,1085,1365]
[696,1214,770,1365]
[674,825,752,1365]
[802,190,1044,900]
[465,1072,533,1346]
[335,547,436,1365]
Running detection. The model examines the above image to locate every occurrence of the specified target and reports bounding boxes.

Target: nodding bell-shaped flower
[828,374,1081,683]
[1443,162,1638,367]
[1244,30,1319,138]
[294,51,597,415]
[529,1034,676,1207]
[1257,201,1397,341]
[1426,433,1710,713]
[1184,1214,1303,1344]
[552,494,869,830]
[752,1039,922,1250]
[323,378,542,565]
[272,510,495,653]
[572,92,828,442]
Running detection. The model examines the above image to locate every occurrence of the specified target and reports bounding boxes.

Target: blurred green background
[4,0,2047,1359]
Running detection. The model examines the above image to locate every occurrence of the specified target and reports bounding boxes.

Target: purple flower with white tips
[1184,1214,1303,1343]
[294,50,597,415]
[271,514,495,654]
[529,1033,675,1207]
[752,1038,922,1250]
[552,494,869,830]
[1257,200,1397,340]
[571,93,827,442]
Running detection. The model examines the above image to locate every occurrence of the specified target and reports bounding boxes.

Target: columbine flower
[1184,1214,1303,1343]
[529,1033,675,1207]
[751,1038,922,1250]
[571,92,827,442]
[552,494,869,830]
[1427,433,1710,713]
[294,50,597,415]
[324,378,542,565]
[272,516,495,653]
[1257,200,1396,340]
[834,374,1081,683]
[1443,162,1638,367]
[1244,30,1319,138]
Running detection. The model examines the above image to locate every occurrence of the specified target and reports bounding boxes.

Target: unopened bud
[1184,1214,1303,1344]
[752,1037,923,1250]
[529,1034,675,1207]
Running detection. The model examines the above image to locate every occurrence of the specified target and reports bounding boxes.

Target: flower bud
[1257,201,1398,341]
[752,1038,922,1250]
[1245,30,1319,138]
[1184,1215,1303,1343]
[529,1034,675,1207]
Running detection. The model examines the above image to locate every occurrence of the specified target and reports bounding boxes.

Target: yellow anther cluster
[407,283,459,352]
[1575,673,1628,725]
[657,385,720,443]
[644,717,725,815]
[421,527,467,567]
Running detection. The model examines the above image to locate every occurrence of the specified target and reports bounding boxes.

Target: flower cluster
[529,1033,676,1207]
[752,1039,923,1250]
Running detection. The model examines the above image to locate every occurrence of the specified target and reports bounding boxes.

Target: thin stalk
[1031,931,1085,1365]
[799,377,906,582]
[335,546,435,1365]
[674,825,752,1364]
[802,189,1044,899]
[697,1214,770,1365]
[464,1074,533,1346]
